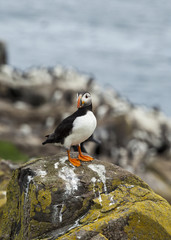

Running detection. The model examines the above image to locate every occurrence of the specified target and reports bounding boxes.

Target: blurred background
[1,0,171,115]
[0,0,171,205]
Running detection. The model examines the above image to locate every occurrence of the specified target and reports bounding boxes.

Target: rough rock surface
[0,153,171,240]
[0,64,171,202]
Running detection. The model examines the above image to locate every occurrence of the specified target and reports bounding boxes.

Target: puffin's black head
[77,92,92,108]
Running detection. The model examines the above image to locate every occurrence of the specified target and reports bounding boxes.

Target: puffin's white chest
[64,110,97,148]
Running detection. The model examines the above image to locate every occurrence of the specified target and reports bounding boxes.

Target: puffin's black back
[42,104,92,145]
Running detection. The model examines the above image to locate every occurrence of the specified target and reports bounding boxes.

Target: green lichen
[0,191,6,219]
[97,233,108,240]
[57,183,171,240]
[0,179,10,191]
[0,194,6,208]
[52,187,58,192]
[88,180,104,193]
[29,185,52,217]
[0,169,20,238]
[124,200,171,239]
[0,169,54,240]
[37,189,52,212]
[29,219,53,239]
[30,184,39,217]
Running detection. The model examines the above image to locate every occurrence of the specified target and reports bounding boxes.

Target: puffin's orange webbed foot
[69,158,81,167]
[78,145,94,162]
[67,150,81,167]
[78,154,94,162]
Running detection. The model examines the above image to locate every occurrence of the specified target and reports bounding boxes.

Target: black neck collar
[77,104,92,113]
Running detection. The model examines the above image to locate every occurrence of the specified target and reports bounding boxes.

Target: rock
[138,157,171,203]
[0,153,171,240]
[0,41,8,65]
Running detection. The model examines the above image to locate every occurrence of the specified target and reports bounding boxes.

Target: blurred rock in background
[0,43,171,203]
[0,41,7,65]
[0,159,18,218]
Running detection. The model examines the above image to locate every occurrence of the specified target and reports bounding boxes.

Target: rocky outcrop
[0,153,171,240]
[0,64,171,202]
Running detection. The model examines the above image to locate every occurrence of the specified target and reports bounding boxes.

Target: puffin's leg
[78,145,94,161]
[67,150,81,167]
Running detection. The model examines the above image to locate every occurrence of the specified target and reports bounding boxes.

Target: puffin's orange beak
[77,95,82,108]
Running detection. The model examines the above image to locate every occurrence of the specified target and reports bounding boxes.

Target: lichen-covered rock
[0,152,171,240]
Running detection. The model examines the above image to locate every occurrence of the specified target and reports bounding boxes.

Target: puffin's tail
[42,134,54,145]
[42,140,47,145]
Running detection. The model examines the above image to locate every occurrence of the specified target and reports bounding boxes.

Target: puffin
[42,92,97,167]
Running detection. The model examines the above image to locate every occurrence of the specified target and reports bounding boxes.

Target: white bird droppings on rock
[54,156,68,169]
[52,204,64,224]
[25,175,33,197]
[109,195,118,206]
[59,203,64,223]
[59,156,68,164]
[36,169,47,177]
[58,166,79,195]
[54,162,59,169]
[91,177,96,193]
[98,191,102,204]
[91,177,96,183]
[52,205,59,224]
[88,164,107,193]
[126,185,135,189]
[91,176,103,204]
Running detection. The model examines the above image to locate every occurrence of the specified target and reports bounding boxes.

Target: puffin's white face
[77,92,92,108]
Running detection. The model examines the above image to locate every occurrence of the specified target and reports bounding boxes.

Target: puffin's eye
[85,94,88,98]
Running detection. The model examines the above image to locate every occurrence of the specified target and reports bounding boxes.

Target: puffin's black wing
[42,110,80,145]
[54,118,74,144]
